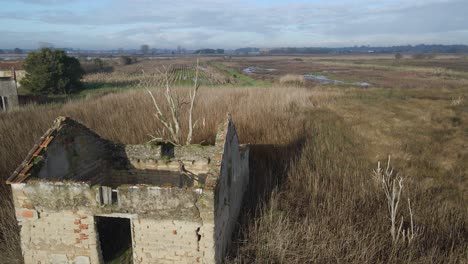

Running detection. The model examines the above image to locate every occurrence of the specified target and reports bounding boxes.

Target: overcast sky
[1,0,467,49]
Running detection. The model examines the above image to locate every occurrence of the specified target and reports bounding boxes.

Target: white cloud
[0,0,467,48]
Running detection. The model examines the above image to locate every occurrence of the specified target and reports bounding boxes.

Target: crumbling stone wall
[11,183,102,264]
[132,219,214,263]
[35,119,108,182]
[213,119,250,263]
[0,78,19,110]
[8,116,250,264]
[11,181,216,264]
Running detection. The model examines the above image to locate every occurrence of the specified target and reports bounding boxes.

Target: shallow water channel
[303,74,371,87]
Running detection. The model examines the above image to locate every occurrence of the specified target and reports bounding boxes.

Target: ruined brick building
[7,116,249,264]
[0,67,22,111]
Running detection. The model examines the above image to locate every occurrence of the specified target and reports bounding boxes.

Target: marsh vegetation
[0,55,466,263]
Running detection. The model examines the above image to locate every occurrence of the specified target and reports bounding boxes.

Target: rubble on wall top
[6,116,237,188]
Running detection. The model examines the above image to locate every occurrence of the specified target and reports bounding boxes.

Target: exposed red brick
[21,210,34,218]
[19,163,33,177]
[172,230,177,235]
[214,154,223,161]
[74,220,81,225]
[32,146,44,157]
[79,224,88,230]
[74,229,80,233]
[40,136,54,147]
[75,238,81,244]
[80,216,88,220]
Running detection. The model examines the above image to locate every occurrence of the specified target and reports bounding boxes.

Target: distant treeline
[235,45,468,54]
[194,49,224,54]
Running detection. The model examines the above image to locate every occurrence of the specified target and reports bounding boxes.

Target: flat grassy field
[0,55,466,263]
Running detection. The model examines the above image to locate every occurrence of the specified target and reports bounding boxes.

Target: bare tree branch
[187,58,201,144]
[141,60,202,145]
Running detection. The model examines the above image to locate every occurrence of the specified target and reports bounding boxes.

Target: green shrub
[118,56,134,65]
[20,48,84,95]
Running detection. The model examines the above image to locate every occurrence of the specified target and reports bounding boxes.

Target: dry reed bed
[0,86,330,262]
[1,87,328,176]
[0,86,466,263]
[228,109,467,264]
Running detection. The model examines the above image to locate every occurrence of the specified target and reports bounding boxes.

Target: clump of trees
[118,56,137,65]
[141,44,150,54]
[394,53,403,60]
[20,48,84,95]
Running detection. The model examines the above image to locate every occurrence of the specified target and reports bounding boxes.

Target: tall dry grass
[0,85,466,263]
[228,109,467,263]
[279,74,306,87]
[0,86,332,262]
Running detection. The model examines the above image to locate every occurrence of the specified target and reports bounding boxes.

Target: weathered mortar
[7,116,249,264]
[12,182,213,222]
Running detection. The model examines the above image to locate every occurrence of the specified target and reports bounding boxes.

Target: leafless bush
[373,156,418,244]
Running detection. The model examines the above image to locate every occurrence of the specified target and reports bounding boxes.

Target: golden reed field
[1,56,466,263]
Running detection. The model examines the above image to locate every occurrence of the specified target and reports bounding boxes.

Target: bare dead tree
[187,59,201,144]
[143,59,201,145]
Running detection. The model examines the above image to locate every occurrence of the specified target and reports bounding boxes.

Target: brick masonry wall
[20,211,101,264]
[10,182,216,263]
[98,159,209,188]
[18,212,218,264]
[132,219,215,264]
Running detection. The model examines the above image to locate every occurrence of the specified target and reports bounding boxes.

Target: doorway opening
[95,216,133,263]
[0,96,8,111]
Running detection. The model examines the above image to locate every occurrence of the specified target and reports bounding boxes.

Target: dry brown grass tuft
[279,74,306,86]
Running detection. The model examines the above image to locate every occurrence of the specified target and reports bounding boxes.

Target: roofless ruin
[7,116,249,264]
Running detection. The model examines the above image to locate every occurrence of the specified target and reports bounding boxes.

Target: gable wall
[213,120,250,263]
[35,124,108,182]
